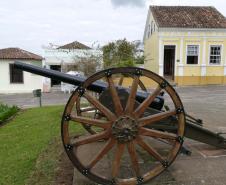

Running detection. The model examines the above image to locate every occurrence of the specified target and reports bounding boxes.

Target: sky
[0,0,226,54]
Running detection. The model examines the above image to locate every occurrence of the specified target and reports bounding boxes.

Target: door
[163,46,175,80]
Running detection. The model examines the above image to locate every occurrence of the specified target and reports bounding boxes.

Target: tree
[102,39,138,68]
[67,50,103,76]
[76,54,102,76]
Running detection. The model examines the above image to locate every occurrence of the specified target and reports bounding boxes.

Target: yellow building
[143,6,226,85]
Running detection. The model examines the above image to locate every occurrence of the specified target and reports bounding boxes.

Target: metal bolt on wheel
[61,67,185,185]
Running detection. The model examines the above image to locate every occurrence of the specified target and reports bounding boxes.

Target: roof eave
[158,27,226,32]
[0,58,43,61]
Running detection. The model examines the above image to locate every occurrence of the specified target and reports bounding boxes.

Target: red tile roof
[0,48,43,61]
[57,41,91,50]
[150,6,226,29]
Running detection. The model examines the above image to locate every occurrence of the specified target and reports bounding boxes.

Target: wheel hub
[112,116,139,143]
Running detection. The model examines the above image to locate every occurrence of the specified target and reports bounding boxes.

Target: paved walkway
[0,92,71,108]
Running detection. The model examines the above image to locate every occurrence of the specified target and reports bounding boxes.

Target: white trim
[174,44,178,76]
[179,38,184,76]
[202,38,207,65]
[159,39,163,76]
[208,44,224,66]
[224,65,226,75]
[159,34,226,39]
[180,38,183,64]
[162,44,177,77]
[178,65,184,76]
[159,27,226,32]
[201,66,207,76]
[185,44,200,66]
[201,38,207,76]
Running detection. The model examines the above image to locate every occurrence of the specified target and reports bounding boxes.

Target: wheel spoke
[106,76,123,116]
[138,80,147,91]
[138,110,177,127]
[88,138,116,169]
[140,127,177,140]
[134,86,162,118]
[84,92,116,121]
[112,143,125,178]
[127,141,140,177]
[125,76,139,114]
[70,115,111,129]
[80,107,96,112]
[118,76,124,86]
[72,131,109,146]
[136,136,164,162]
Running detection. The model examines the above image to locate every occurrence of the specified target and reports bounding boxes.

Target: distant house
[0,48,43,93]
[43,41,102,92]
[143,6,226,85]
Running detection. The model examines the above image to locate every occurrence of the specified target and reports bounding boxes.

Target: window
[147,24,150,38]
[210,45,221,64]
[9,64,24,83]
[187,45,199,64]
[151,21,153,35]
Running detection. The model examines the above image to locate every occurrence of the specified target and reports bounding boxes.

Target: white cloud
[0,0,226,54]
[111,0,145,7]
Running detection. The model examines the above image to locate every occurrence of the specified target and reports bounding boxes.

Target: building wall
[43,48,103,66]
[144,29,226,85]
[144,12,159,75]
[42,48,103,92]
[0,60,43,93]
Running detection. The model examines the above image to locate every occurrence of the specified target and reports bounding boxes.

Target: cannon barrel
[14,61,105,93]
[14,61,165,110]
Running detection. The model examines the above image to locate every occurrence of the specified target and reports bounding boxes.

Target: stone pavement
[1,86,226,184]
[0,92,71,108]
[72,85,226,185]
[72,141,226,185]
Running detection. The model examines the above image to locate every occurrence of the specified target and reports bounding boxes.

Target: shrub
[0,104,19,123]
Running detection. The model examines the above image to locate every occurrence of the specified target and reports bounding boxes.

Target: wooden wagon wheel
[118,73,147,91]
[76,94,102,134]
[77,74,147,135]
[61,67,185,185]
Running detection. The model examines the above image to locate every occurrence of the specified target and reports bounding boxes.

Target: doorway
[50,65,61,86]
[163,45,175,81]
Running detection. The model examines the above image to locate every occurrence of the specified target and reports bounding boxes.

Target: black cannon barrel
[14,61,164,110]
[14,61,107,93]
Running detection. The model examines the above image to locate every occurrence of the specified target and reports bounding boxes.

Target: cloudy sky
[0,0,226,54]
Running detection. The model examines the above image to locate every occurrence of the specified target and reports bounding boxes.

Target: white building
[0,48,43,94]
[43,41,103,92]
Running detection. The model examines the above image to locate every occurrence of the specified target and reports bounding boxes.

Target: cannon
[14,61,226,185]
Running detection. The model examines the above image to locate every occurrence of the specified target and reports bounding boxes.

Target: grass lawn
[0,106,83,185]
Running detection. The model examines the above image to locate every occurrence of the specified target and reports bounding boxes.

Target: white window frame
[162,44,177,77]
[151,21,153,35]
[147,24,150,39]
[186,44,200,65]
[209,45,222,65]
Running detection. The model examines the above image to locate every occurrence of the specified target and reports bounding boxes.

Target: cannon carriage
[14,62,226,185]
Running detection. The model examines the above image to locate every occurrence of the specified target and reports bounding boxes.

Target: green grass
[0,106,83,185]
[0,104,18,123]
[25,138,62,185]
